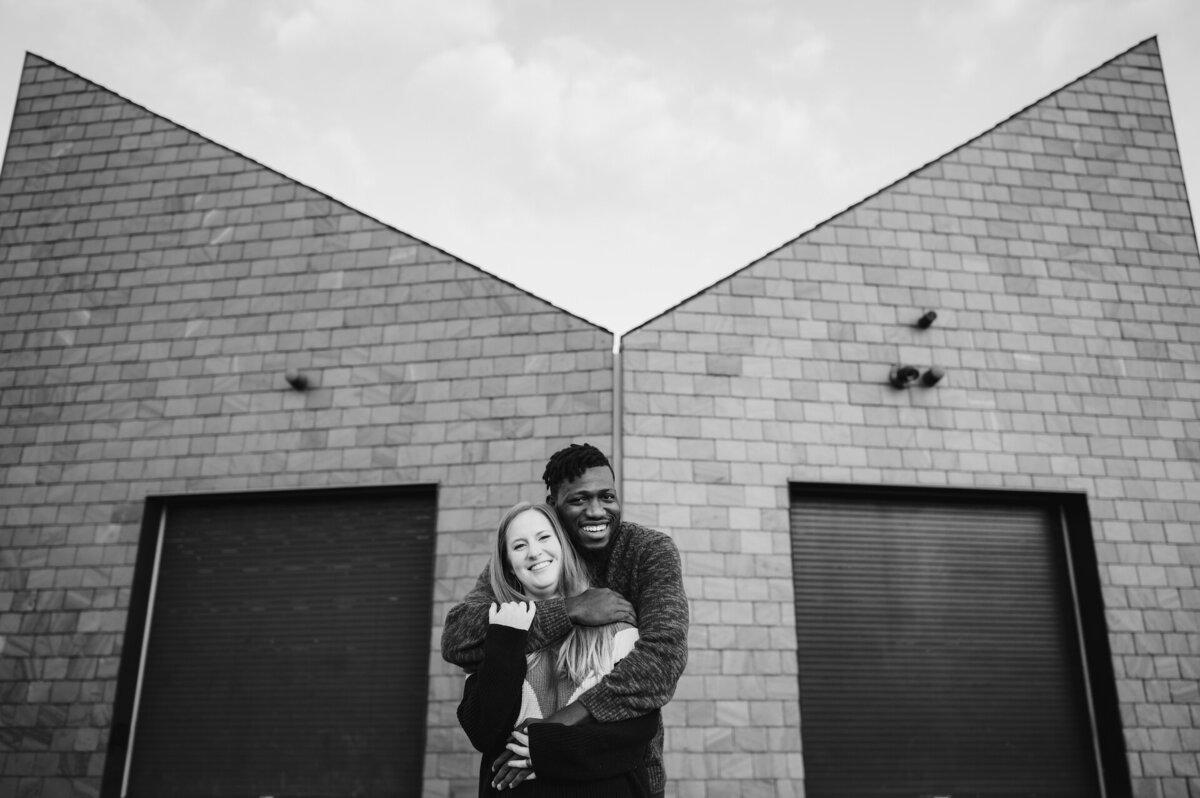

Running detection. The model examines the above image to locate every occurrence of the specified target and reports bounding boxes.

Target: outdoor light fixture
[922,366,945,386]
[917,310,938,329]
[285,370,309,391]
[889,365,921,389]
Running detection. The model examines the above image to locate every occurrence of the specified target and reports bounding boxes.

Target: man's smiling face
[552,465,621,552]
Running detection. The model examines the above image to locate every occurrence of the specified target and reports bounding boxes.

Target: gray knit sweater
[443,521,690,793]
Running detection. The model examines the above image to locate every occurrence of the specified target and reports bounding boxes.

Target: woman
[456,502,658,797]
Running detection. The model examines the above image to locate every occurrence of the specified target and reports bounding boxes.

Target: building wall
[621,38,1200,798]
[0,55,613,797]
[4,38,1199,798]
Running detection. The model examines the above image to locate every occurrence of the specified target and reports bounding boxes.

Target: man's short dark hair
[542,443,612,498]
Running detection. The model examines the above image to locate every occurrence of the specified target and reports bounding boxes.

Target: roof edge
[14,51,613,337]
[621,35,1161,341]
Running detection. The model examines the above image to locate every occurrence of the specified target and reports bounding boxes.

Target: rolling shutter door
[790,487,1100,798]
[125,487,437,798]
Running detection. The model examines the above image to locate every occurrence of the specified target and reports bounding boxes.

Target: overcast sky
[2,0,1197,335]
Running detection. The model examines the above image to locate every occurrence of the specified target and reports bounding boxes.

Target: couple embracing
[441,443,690,797]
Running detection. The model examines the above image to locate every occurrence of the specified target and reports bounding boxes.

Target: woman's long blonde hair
[489,502,617,685]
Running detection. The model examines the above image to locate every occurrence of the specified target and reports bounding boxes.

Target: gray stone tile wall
[622,38,1200,798]
[0,55,612,798]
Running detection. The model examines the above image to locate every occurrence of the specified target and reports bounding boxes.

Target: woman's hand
[505,729,530,764]
[489,601,535,631]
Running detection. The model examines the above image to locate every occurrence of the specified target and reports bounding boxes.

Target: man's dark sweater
[443,521,690,794]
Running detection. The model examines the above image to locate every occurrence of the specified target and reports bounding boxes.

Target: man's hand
[565,587,635,626]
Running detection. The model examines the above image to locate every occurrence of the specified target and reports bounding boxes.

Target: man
[442,443,689,796]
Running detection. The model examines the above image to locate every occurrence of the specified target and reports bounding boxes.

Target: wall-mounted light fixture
[285,370,309,391]
[917,310,938,329]
[889,365,921,389]
[922,366,945,387]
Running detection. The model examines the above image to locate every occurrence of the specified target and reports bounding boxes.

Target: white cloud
[264,0,497,57]
[983,0,1034,21]
[1031,1,1090,70]
[394,30,830,219]
[954,55,981,83]
[756,26,830,77]
[372,24,855,330]
[274,8,319,49]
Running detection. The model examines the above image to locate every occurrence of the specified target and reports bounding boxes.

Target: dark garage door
[790,485,1106,798]
[121,486,437,798]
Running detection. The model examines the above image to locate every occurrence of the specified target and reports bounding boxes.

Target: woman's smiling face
[505,508,563,600]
